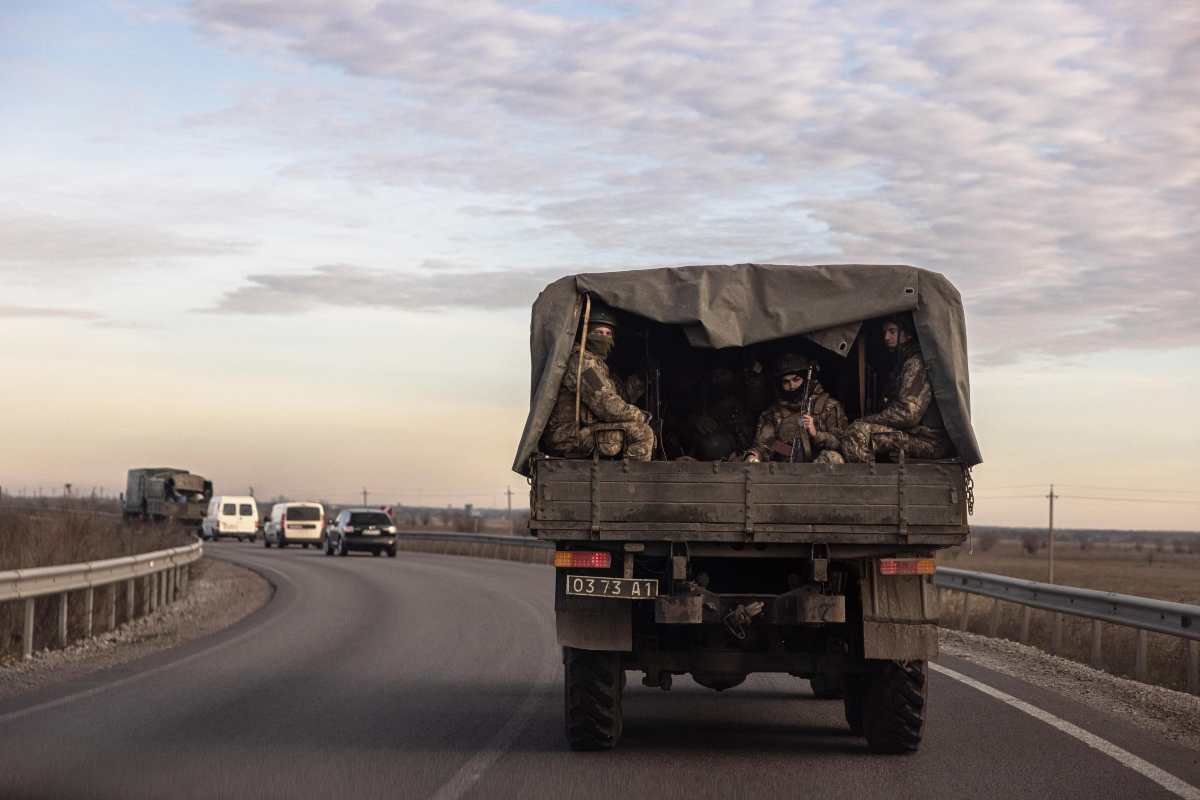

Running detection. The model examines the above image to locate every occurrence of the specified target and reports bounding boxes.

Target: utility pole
[249,486,255,498]
[362,487,369,506]
[506,486,514,534]
[1047,484,1057,583]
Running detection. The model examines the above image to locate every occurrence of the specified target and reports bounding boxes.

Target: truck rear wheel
[862,660,926,754]
[563,648,623,751]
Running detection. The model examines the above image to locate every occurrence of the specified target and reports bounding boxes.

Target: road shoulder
[0,556,271,703]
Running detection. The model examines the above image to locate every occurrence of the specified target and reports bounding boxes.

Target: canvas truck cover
[512,264,982,474]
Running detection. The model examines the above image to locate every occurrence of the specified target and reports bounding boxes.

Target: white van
[202,496,259,542]
[265,502,325,549]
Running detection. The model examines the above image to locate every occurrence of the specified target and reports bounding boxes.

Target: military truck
[514,264,981,753]
[123,467,213,528]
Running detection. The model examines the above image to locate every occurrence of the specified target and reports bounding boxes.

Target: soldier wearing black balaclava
[744,353,847,464]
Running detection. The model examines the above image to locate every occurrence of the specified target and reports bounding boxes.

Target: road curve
[1,544,1197,800]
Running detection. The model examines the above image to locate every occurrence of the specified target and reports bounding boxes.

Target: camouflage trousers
[841,421,951,463]
[814,449,844,465]
[543,421,655,462]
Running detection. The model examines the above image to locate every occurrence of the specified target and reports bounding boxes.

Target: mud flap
[556,606,632,652]
[860,568,939,660]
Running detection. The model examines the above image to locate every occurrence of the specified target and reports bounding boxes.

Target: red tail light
[879,558,936,576]
[554,551,612,569]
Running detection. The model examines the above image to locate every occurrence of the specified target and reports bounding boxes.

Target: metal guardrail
[0,541,202,660]
[394,531,554,564]
[935,567,1200,694]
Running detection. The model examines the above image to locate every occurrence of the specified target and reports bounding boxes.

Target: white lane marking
[0,557,289,725]
[428,593,558,800]
[931,663,1200,800]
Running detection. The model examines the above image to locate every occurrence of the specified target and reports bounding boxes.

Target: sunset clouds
[3,1,1197,527]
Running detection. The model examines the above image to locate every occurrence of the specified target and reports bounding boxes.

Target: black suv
[325,508,397,557]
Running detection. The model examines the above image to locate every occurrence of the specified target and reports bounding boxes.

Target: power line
[984,484,1046,490]
[1057,484,1200,496]
[974,494,1045,500]
[1057,495,1200,506]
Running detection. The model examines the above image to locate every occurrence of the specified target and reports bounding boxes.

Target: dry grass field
[0,510,193,661]
[938,537,1200,692]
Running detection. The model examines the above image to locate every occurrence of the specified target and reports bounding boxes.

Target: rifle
[790,365,816,463]
[643,332,667,460]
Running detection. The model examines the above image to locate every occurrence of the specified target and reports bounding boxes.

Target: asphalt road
[2,544,1198,800]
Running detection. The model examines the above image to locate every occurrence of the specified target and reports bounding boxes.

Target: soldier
[540,302,656,461]
[683,365,756,460]
[841,315,952,462]
[744,353,847,464]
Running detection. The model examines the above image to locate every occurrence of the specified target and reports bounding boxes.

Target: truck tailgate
[531,458,967,545]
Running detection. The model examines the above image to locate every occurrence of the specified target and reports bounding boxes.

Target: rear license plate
[565,575,659,600]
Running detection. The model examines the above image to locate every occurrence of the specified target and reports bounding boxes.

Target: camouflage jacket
[748,383,847,461]
[863,341,944,431]
[542,346,645,452]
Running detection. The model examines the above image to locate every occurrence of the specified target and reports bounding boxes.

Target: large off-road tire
[862,660,926,754]
[563,648,624,751]
[844,675,866,736]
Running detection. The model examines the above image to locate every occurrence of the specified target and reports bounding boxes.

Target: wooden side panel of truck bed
[531,458,967,545]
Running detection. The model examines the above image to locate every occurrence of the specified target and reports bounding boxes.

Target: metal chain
[965,467,976,517]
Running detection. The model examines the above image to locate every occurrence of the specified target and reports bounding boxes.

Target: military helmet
[773,352,815,378]
[584,300,620,331]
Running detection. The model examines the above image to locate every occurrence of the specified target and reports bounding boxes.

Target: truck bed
[530,458,967,546]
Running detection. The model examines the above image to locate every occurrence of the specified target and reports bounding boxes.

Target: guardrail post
[58,591,69,647]
[108,584,118,631]
[1090,620,1104,668]
[1019,605,1031,644]
[958,591,970,630]
[166,569,174,605]
[147,574,156,613]
[84,587,95,638]
[1188,641,1199,695]
[1134,630,1148,682]
[988,598,1002,638]
[23,598,35,660]
[1052,612,1063,655]
[126,578,135,621]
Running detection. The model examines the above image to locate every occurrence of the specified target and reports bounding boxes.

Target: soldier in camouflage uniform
[540,303,655,461]
[744,354,847,464]
[841,315,952,462]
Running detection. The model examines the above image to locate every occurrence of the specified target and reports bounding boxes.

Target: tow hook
[642,671,673,691]
[723,601,765,640]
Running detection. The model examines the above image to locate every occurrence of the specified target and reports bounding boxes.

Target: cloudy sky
[2,0,1197,529]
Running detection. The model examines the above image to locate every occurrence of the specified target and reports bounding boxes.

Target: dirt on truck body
[514,263,982,753]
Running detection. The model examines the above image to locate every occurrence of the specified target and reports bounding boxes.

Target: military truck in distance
[123,467,213,529]
[514,264,982,753]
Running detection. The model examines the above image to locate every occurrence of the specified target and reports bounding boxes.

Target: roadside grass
[938,539,1200,692]
[0,510,193,663]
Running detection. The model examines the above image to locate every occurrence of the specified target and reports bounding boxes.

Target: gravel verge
[940,628,1200,752]
[0,557,271,702]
